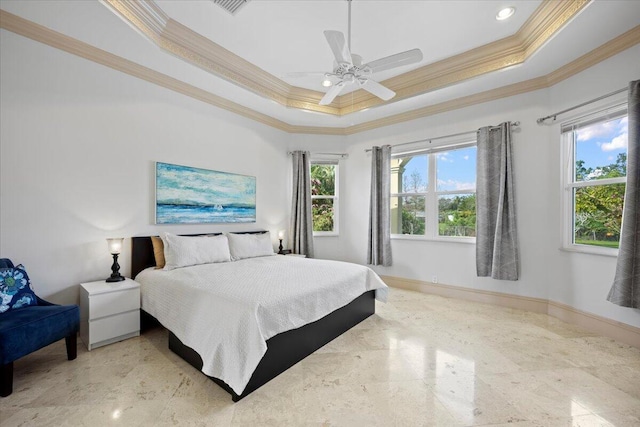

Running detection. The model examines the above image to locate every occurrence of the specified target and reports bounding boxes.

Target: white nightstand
[80,278,140,351]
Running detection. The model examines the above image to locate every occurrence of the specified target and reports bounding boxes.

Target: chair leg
[65,334,77,361]
[0,362,13,397]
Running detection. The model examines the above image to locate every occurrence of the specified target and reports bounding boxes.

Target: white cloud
[437,152,454,163]
[577,120,617,141]
[463,155,469,160]
[577,116,627,142]
[600,132,627,152]
[437,179,476,191]
[576,115,627,152]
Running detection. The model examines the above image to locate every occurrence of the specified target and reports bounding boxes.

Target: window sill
[313,232,339,237]
[391,234,475,244]
[559,245,619,257]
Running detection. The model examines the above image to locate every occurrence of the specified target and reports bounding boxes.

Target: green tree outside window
[311,164,337,232]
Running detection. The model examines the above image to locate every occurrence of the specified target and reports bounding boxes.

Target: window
[311,162,338,235]
[562,107,627,253]
[390,143,477,239]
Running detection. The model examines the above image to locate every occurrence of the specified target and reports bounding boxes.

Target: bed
[131,232,387,401]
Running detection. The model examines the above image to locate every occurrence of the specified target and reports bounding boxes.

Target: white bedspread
[136,255,388,395]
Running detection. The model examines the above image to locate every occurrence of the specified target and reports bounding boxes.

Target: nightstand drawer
[89,310,140,345]
[90,288,140,320]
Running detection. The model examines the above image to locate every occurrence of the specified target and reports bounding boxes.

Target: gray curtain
[367,145,392,266]
[290,151,314,257]
[607,80,640,308]
[476,122,519,280]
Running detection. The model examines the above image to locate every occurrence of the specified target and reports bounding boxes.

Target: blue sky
[575,116,628,171]
[401,146,477,193]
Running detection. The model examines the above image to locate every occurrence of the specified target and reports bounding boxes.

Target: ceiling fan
[289,0,423,106]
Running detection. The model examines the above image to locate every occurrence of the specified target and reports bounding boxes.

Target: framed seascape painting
[155,162,256,224]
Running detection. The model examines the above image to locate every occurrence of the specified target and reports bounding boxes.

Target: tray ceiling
[1,0,639,134]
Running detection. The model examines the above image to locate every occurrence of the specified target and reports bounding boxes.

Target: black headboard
[131,231,267,279]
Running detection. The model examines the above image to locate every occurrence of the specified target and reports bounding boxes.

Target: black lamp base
[106,253,125,282]
[278,239,284,255]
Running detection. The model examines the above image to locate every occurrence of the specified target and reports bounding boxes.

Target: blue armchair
[0,258,79,397]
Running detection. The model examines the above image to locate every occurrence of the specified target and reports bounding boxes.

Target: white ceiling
[2,0,639,130]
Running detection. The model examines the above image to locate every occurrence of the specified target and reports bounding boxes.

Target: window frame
[310,160,339,237]
[390,140,477,242]
[560,105,627,256]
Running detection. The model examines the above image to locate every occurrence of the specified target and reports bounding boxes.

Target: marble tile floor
[1,288,639,426]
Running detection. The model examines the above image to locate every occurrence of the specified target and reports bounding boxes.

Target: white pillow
[161,232,231,270]
[226,232,275,261]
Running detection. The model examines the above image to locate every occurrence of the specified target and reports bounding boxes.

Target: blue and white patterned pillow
[0,264,38,313]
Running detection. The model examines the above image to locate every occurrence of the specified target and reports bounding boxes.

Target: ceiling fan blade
[284,72,328,78]
[360,79,395,101]
[365,48,423,73]
[319,82,346,105]
[324,30,352,65]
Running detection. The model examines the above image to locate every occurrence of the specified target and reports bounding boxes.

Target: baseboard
[381,276,549,313]
[381,275,640,348]
[547,300,640,346]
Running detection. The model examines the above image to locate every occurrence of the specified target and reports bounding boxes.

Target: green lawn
[575,239,619,249]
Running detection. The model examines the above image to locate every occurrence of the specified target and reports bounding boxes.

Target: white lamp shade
[278,230,286,240]
[107,238,124,254]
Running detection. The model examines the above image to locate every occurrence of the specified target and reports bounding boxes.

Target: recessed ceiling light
[322,79,333,87]
[496,7,515,21]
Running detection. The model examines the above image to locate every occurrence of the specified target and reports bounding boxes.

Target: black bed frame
[131,233,375,401]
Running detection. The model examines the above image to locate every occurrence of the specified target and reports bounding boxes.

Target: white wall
[543,48,640,327]
[292,91,554,299]
[2,20,639,329]
[0,30,291,304]
[291,44,640,329]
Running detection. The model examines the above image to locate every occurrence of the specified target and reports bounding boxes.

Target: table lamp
[106,238,125,282]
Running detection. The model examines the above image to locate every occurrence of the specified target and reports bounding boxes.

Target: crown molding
[546,24,640,85]
[98,0,167,44]
[335,25,640,136]
[334,0,591,112]
[102,0,590,116]
[0,9,295,133]
[102,0,336,116]
[1,9,638,136]
[341,77,550,135]
[294,24,639,135]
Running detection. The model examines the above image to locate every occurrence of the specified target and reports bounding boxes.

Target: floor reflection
[435,350,476,423]
[1,287,639,427]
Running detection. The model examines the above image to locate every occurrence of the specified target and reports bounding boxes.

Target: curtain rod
[287,152,348,158]
[536,87,628,125]
[364,121,520,153]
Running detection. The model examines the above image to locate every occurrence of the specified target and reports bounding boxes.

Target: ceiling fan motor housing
[333,54,371,80]
[318,29,421,105]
